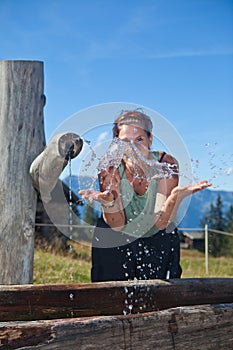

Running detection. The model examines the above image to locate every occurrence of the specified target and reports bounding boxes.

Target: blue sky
[1,0,233,191]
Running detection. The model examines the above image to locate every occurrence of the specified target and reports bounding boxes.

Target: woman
[79,110,211,281]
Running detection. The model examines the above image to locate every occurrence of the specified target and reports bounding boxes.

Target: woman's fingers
[195,180,212,190]
[189,180,212,194]
[78,190,97,201]
[78,189,113,203]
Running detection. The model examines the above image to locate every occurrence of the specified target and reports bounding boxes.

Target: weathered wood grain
[0,279,232,321]
[0,303,232,350]
[0,60,45,284]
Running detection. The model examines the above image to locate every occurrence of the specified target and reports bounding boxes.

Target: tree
[200,195,228,257]
[226,204,233,232]
[225,204,233,256]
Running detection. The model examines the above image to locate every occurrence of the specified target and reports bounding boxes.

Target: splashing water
[75,139,101,208]
[122,278,158,315]
[97,138,178,182]
[191,142,233,189]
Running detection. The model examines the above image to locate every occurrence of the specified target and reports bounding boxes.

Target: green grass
[33,244,233,284]
[33,242,92,284]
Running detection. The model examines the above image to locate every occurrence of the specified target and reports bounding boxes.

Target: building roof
[183,231,204,240]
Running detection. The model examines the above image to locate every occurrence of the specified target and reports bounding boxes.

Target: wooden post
[205,224,208,275]
[0,60,45,284]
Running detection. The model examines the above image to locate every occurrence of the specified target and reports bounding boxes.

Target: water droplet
[128,304,133,312]
[224,167,233,175]
[69,293,74,301]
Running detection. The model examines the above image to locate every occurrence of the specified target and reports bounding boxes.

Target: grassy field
[33,242,233,284]
[33,242,92,284]
[180,249,233,278]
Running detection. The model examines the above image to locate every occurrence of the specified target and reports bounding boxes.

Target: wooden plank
[0,304,232,350]
[0,60,45,284]
[0,278,232,321]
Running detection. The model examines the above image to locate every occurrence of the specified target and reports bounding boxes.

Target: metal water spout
[30,132,83,202]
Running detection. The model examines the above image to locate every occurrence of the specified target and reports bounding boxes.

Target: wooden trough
[0,278,233,349]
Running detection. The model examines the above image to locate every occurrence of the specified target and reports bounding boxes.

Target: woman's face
[118,124,152,158]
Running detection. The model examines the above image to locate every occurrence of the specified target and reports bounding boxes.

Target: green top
[119,151,159,238]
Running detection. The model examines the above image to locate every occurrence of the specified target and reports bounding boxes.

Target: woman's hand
[171,180,212,200]
[155,180,212,230]
[79,168,125,230]
[78,189,115,206]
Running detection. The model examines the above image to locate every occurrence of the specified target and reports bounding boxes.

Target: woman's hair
[112,110,153,138]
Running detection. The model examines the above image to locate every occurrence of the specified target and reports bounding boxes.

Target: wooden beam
[0,303,232,349]
[0,278,232,321]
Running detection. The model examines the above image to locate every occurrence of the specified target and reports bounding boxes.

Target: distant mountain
[63,176,233,229]
[179,189,233,229]
[63,175,99,194]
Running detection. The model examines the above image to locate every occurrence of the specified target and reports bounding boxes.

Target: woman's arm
[154,179,212,230]
[79,167,125,231]
[158,152,179,196]
[99,168,125,230]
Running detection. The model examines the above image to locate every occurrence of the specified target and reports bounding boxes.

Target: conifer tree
[226,204,233,232]
[225,204,233,256]
[200,195,228,257]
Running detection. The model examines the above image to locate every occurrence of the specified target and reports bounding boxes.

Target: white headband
[118,117,152,132]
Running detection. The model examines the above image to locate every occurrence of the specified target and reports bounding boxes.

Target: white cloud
[96,131,109,146]
[146,48,233,59]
